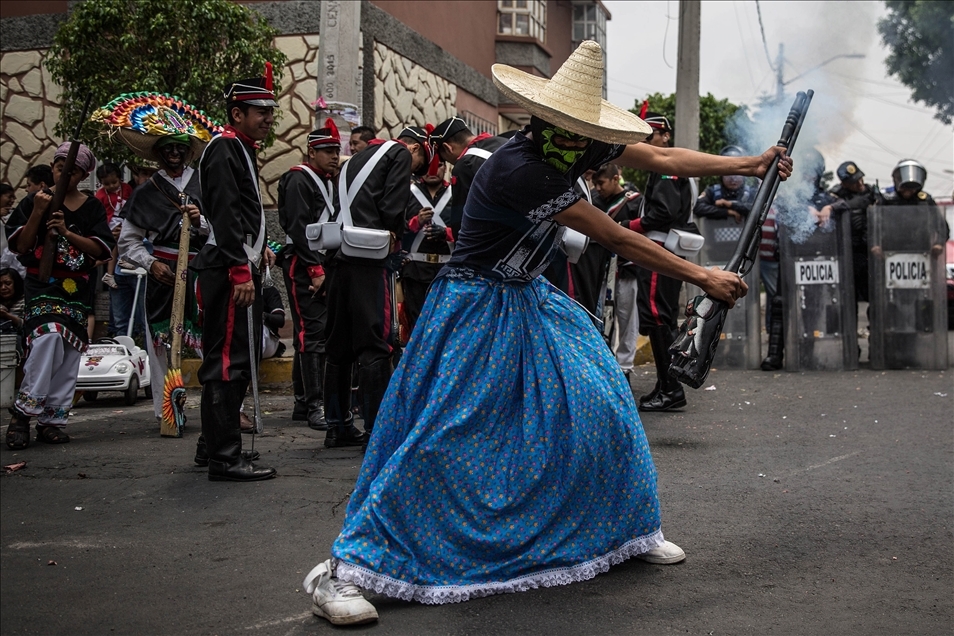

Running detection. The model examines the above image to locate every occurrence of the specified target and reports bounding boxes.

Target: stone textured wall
[0,36,322,209]
[0,49,61,193]
[373,41,456,139]
[258,33,320,208]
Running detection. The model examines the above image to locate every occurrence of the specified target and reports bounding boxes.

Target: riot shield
[867,204,948,370]
[690,217,761,369]
[779,211,858,371]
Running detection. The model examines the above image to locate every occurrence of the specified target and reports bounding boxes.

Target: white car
[76,335,152,405]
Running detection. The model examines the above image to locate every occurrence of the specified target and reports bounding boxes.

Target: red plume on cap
[324,117,339,142]
[264,61,274,92]
[639,100,648,119]
[426,150,441,177]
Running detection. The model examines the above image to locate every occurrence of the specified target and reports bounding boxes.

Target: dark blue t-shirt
[443,131,624,282]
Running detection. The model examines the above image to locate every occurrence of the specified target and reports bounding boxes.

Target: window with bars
[497,0,547,43]
[572,1,609,97]
[572,1,607,49]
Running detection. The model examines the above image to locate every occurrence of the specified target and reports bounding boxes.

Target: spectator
[349,126,375,155]
[0,267,24,333]
[25,165,55,194]
[95,162,132,288]
[1,184,17,217]
[1,184,26,277]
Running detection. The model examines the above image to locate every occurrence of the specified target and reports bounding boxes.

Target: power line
[662,0,675,69]
[733,0,758,89]
[754,0,775,71]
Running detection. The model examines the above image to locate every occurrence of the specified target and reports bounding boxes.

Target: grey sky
[604,0,953,197]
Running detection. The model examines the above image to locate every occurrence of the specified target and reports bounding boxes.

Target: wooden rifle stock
[37,93,94,282]
[668,90,814,389]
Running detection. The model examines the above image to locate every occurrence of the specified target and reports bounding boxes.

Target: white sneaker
[636,540,686,564]
[302,559,378,625]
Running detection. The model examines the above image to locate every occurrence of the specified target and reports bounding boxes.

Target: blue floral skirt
[333,275,665,604]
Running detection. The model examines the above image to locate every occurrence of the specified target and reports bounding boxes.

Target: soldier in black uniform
[592,163,642,375]
[192,67,277,482]
[431,117,508,239]
[693,145,756,224]
[276,121,341,431]
[627,112,696,411]
[322,126,429,449]
[401,128,453,336]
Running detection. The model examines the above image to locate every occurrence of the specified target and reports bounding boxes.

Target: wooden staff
[160,193,192,438]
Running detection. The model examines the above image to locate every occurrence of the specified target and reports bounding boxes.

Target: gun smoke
[725,1,879,243]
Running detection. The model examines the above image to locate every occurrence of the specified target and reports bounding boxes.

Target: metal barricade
[779,212,858,371]
[691,217,761,369]
[867,204,948,369]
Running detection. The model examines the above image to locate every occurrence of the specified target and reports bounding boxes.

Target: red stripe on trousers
[289,255,306,352]
[382,269,392,353]
[222,292,236,381]
[649,271,661,324]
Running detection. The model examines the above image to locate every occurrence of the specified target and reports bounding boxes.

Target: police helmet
[836,161,864,183]
[720,145,745,157]
[796,147,825,182]
[891,159,927,192]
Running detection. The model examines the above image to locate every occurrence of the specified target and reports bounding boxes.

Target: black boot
[300,352,327,430]
[201,380,276,481]
[640,326,686,412]
[323,360,369,449]
[5,408,31,450]
[194,434,260,467]
[761,296,784,371]
[292,351,308,421]
[357,358,393,437]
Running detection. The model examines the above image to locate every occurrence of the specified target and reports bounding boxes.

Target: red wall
[0,1,68,18]
[371,0,498,78]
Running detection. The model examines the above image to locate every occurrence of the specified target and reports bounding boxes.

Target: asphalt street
[1,365,952,636]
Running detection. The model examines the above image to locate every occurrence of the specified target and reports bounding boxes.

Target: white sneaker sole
[312,601,379,625]
[637,551,686,564]
[636,541,686,564]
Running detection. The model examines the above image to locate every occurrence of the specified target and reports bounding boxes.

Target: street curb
[181,357,293,388]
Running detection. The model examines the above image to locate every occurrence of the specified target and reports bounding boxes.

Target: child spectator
[0,267,24,333]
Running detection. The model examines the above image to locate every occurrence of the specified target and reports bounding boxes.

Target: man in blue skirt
[299,41,793,625]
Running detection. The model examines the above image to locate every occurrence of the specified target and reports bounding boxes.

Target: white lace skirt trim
[336,530,665,605]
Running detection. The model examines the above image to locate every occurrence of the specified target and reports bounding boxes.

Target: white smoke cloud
[726,1,880,243]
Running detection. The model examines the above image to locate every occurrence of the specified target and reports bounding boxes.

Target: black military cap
[431,117,470,142]
[836,161,864,183]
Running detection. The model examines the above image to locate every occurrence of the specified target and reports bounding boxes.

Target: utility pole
[775,42,785,103]
[674,0,701,151]
[316,1,362,149]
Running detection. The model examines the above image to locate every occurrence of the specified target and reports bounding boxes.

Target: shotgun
[668,90,814,389]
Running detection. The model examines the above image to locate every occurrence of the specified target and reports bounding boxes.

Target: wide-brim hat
[492,40,651,145]
[92,92,223,164]
[117,128,206,164]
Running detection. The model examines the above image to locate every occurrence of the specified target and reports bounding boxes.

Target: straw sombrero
[91,92,223,163]
[493,40,651,145]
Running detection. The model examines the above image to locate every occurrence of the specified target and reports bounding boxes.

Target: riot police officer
[879,159,949,252]
[821,161,877,316]
[693,145,756,224]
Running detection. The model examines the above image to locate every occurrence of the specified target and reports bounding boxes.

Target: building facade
[1,0,611,205]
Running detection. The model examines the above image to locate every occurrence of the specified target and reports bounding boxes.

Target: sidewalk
[1,366,952,635]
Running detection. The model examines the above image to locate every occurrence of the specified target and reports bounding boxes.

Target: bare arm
[618,143,793,180]
[554,199,746,306]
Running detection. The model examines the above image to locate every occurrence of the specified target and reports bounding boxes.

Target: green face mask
[539,125,591,173]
